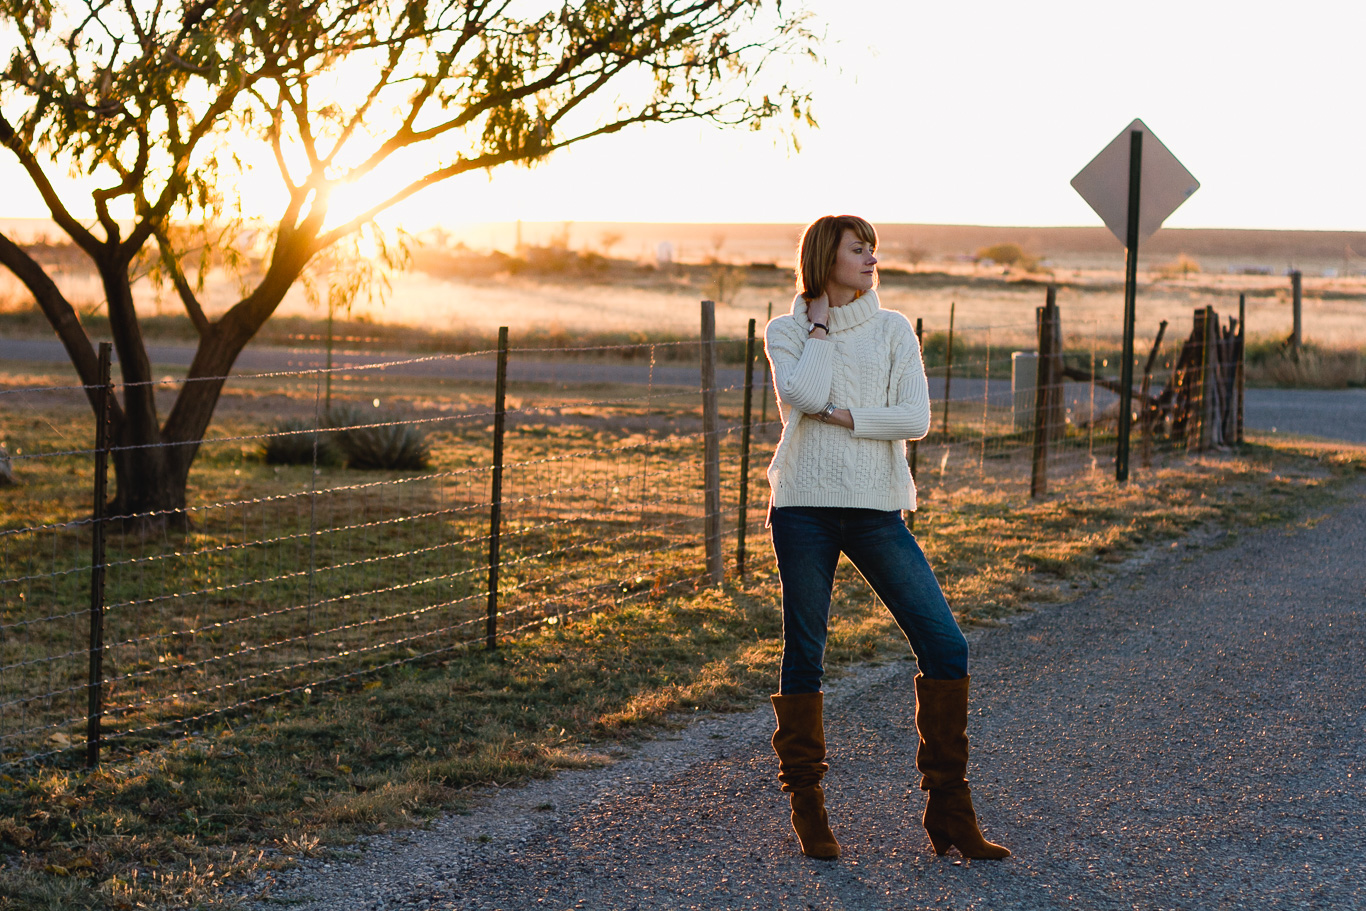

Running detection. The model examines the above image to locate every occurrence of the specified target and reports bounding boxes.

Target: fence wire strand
[0,307,1209,769]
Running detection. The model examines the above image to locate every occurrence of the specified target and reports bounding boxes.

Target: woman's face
[827,229,877,297]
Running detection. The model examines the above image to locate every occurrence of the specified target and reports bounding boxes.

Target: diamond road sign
[1071,118,1199,246]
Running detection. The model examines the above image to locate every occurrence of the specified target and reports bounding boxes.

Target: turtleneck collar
[791,289,882,333]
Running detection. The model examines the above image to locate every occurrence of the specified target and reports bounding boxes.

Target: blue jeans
[770,506,968,694]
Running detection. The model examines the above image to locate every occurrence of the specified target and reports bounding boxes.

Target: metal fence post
[486,327,509,649]
[86,342,111,768]
[1139,320,1169,470]
[737,319,756,578]
[700,301,722,584]
[941,301,955,439]
[324,301,335,415]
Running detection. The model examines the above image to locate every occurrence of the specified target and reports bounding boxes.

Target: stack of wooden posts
[1056,303,1246,458]
[1148,305,1244,452]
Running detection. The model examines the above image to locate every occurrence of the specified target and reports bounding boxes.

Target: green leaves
[0,0,817,515]
[4,0,813,254]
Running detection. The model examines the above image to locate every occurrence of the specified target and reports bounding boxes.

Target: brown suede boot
[771,692,841,859]
[914,674,1010,859]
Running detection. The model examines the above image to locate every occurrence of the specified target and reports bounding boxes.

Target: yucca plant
[329,407,431,471]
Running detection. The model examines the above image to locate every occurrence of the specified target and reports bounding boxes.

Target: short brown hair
[796,215,878,300]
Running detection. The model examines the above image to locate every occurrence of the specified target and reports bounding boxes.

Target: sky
[3,0,1363,232]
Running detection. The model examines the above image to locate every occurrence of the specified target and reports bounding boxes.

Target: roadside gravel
[244,481,1366,911]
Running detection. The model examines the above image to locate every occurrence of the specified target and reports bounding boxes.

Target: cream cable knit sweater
[764,289,931,512]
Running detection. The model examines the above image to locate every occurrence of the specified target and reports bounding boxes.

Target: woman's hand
[809,407,854,430]
[807,292,830,335]
[826,408,854,429]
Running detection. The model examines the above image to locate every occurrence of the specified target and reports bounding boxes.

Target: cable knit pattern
[765,290,931,512]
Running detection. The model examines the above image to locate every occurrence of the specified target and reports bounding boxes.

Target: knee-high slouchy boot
[771,692,841,859]
[914,675,1010,859]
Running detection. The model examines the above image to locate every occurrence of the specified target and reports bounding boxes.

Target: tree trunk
[109,438,189,529]
[94,257,189,529]
[3,218,314,530]
[108,255,305,528]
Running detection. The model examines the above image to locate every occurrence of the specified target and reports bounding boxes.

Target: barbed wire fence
[0,290,1238,770]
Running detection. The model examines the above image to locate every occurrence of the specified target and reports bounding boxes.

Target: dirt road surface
[243,476,1366,911]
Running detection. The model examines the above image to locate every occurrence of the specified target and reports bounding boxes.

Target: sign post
[1071,118,1199,482]
[1117,130,1142,483]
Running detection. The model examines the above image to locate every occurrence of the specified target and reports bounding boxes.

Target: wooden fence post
[1201,306,1220,450]
[1290,270,1302,352]
[1236,293,1246,445]
[86,343,111,768]
[486,327,508,649]
[736,318,757,578]
[700,301,723,584]
[1185,309,1209,452]
[1030,288,1058,498]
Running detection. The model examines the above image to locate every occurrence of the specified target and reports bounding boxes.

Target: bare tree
[0,0,815,525]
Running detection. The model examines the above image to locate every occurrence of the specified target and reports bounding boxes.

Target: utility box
[1012,351,1038,431]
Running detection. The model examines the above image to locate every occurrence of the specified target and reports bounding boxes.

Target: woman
[764,214,1009,861]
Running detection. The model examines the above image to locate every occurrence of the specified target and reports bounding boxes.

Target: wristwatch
[817,402,837,423]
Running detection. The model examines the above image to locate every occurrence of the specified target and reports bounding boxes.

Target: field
[3,219,1365,354]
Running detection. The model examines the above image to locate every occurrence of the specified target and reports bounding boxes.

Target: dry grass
[1,356,1364,909]
[1244,338,1366,388]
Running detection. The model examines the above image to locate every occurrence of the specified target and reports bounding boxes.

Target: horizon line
[2,216,1365,235]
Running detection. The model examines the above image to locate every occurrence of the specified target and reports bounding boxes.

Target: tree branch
[0,112,103,258]
[0,231,123,422]
[152,225,211,337]
[124,82,246,257]
[288,77,322,174]
[325,42,406,166]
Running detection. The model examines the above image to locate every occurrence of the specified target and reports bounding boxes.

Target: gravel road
[242,481,1366,911]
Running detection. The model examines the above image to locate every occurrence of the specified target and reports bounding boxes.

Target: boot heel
[927,829,952,856]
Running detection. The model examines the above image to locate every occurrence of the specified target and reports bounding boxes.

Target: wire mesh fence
[0,294,1238,769]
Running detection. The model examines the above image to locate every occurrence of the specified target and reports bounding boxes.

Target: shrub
[975,242,1038,272]
[261,418,344,466]
[329,407,431,471]
[1156,254,1201,278]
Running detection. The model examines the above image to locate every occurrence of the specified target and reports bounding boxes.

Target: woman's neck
[826,285,859,308]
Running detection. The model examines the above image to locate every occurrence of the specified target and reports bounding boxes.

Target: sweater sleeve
[765,318,834,415]
[848,316,932,441]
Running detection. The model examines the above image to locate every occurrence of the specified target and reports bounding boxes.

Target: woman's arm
[846,317,932,441]
[766,318,835,415]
